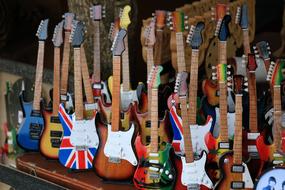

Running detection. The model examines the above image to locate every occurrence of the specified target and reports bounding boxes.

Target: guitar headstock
[69,20,85,47]
[267,59,285,86]
[62,13,75,31]
[120,5,131,30]
[167,11,188,32]
[108,17,120,41]
[233,75,247,95]
[174,71,188,97]
[216,15,231,40]
[235,4,248,29]
[90,4,106,21]
[36,19,49,41]
[211,63,232,84]
[155,10,166,30]
[211,3,229,35]
[111,29,127,56]
[147,65,163,89]
[253,41,271,60]
[186,22,205,49]
[247,53,258,72]
[52,21,64,47]
[144,17,156,47]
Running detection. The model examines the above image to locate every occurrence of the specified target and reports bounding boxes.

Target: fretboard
[60,31,71,97]
[248,72,258,132]
[273,86,282,151]
[233,95,243,165]
[122,35,130,91]
[81,45,94,104]
[219,83,229,141]
[111,56,121,131]
[242,29,251,55]
[176,32,186,72]
[146,47,154,113]
[93,21,101,83]
[52,47,61,116]
[154,30,163,65]
[32,41,45,111]
[188,49,199,124]
[150,88,159,153]
[180,97,194,163]
[74,48,84,120]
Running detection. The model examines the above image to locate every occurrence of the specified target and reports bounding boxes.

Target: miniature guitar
[89,4,112,104]
[60,13,75,113]
[134,65,176,190]
[40,21,64,159]
[17,19,49,151]
[58,20,99,169]
[215,75,254,189]
[173,72,214,190]
[93,29,138,180]
[170,21,213,156]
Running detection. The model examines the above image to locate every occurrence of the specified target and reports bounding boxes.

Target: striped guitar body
[133,137,176,190]
[58,104,99,169]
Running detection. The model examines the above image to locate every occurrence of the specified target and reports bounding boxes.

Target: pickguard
[242,162,254,188]
[121,88,138,111]
[213,107,235,139]
[101,81,111,104]
[181,151,213,189]
[104,124,137,166]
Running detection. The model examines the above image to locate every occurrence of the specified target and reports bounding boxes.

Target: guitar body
[256,135,274,162]
[133,136,176,190]
[215,151,254,189]
[17,97,44,151]
[96,98,112,124]
[58,104,99,169]
[40,111,63,159]
[213,107,235,139]
[121,88,139,111]
[136,83,148,114]
[92,80,112,104]
[93,120,137,180]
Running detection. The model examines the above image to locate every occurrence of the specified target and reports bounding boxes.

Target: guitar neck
[273,86,282,151]
[74,48,84,120]
[52,47,61,115]
[60,31,71,96]
[122,35,130,91]
[233,95,243,165]
[154,30,163,65]
[188,49,199,124]
[32,41,45,111]
[180,97,194,163]
[146,47,154,113]
[93,21,101,83]
[242,29,251,55]
[150,88,159,153]
[219,82,229,141]
[111,56,121,131]
[81,45,94,104]
[248,72,258,132]
[176,32,186,72]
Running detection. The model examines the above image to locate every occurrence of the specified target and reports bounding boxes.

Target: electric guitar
[60,13,75,113]
[89,4,112,105]
[170,21,213,157]
[93,29,138,180]
[134,65,176,190]
[173,72,214,190]
[40,21,64,159]
[215,75,254,189]
[58,20,99,170]
[17,19,49,151]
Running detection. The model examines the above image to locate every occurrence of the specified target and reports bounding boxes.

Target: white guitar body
[104,123,138,166]
[93,81,112,104]
[181,151,213,189]
[120,87,138,111]
[213,107,235,139]
[70,114,99,149]
[242,162,254,188]
[61,92,74,113]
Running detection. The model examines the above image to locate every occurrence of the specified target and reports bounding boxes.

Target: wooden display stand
[16,153,136,190]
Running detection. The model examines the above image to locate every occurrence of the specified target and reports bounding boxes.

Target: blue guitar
[17,19,49,151]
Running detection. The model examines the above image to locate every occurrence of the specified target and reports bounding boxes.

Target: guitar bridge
[108,157,121,164]
[29,123,43,139]
[75,146,88,151]
[231,181,245,189]
[218,142,230,149]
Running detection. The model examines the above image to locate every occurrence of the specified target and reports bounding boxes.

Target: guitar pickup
[248,145,258,153]
[85,103,97,110]
[247,132,260,140]
[231,181,245,189]
[145,120,151,128]
[50,116,61,123]
[60,94,68,101]
[146,136,160,144]
[108,157,121,164]
[30,123,43,131]
[231,164,245,173]
[29,131,41,140]
[31,110,41,117]
[149,172,160,180]
[50,138,61,148]
[50,131,63,138]
[218,142,230,149]
[93,83,103,89]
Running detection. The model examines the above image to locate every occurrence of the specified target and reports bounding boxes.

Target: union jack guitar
[58,20,99,170]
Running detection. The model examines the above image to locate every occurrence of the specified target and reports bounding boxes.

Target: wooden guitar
[17,19,49,151]
[134,66,176,190]
[170,21,213,157]
[60,13,75,113]
[215,75,254,189]
[58,21,99,170]
[93,29,138,180]
[173,72,214,190]
[40,21,64,159]
[89,4,112,105]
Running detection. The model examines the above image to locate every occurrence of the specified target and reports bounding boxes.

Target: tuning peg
[184,15,188,20]
[252,46,256,49]
[244,77,248,81]
[227,71,231,75]
[227,76,232,81]
[185,25,189,30]
[212,76,217,80]
[211,7,215,11]
[170,26,173,30]
[244,82,248,86]
[227,65,231,68]
[211,66,217,70]
[227,81,232,86]
[254,50,258,54]
[244,88,249,92]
